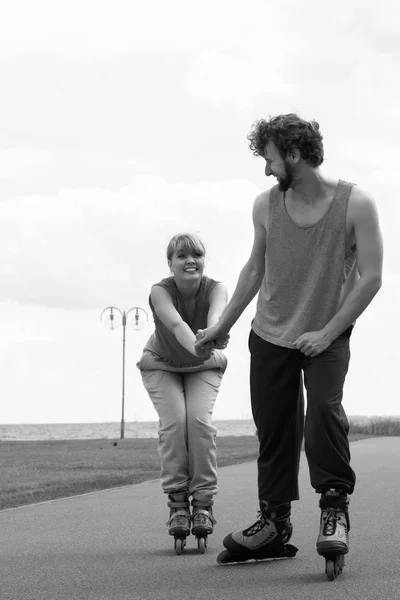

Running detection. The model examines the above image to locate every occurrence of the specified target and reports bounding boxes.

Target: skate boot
[217,501,298,565]
[191,498,216,554]
[316,489,350,581]
[166,491,191,555]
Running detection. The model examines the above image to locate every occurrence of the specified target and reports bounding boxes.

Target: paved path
[1,438,400,600]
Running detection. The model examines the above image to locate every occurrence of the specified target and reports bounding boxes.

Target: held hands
[213,333,230,350]
[194,337,213,359]
[195,326,331,358]
[195,326,230,357]
[294,330,332,357]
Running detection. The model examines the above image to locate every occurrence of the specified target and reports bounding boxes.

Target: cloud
[0,0,285,56]
[1,176,260,309]
[2,160,397,310]
[185,49,294,111]
[0,0,399,424]
[0,148,55,180]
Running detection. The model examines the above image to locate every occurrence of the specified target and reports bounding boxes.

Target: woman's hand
[194,336,214,359]
[196,328,230,352]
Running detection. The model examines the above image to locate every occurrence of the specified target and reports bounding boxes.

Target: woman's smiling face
[169,246,205,281]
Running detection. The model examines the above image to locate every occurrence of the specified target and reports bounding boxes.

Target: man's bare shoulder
[254,188,270,205]
[349,184,375,204]
[348,184,379,224]
[253,186,278,222]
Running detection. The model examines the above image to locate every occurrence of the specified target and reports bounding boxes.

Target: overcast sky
[1,0,399,424]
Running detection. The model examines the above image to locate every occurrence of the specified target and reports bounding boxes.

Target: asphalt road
[1,437,399,600]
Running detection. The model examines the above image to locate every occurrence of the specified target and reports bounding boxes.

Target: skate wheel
[198,537,206,554]
[326,559,335,581]
[175,538,185,555]
[325,555,344,581]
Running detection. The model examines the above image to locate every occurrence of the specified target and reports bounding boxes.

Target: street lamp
[100,306,149,439]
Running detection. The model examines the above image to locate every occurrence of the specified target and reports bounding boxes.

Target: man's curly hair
[247,113,324,167]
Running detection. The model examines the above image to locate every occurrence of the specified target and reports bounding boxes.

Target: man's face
[263,141,295,192]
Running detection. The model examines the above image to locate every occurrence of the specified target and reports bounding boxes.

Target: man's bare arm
[295,187,383,356]
[322,187,383,341]
[207,283,228,327]
[196,192,268,348]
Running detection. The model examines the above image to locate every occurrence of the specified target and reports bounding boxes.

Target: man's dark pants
[249,327,356,503]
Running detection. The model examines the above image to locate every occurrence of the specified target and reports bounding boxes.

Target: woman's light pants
[141,368,223,501]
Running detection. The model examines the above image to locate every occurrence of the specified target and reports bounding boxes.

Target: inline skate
[167,491,191,555]
[217,500,298,565]
[316,489,350,581]
[191,498,216,554]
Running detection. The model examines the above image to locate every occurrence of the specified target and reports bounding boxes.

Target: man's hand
[214,333,230,349]
[195,325,230,352]
[194,340,213,359]
[294,330,332,357]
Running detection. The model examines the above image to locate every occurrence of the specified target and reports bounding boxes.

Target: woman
[137,233,229,553]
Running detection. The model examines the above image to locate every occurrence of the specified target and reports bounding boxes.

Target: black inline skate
[316,489,350,581]
[217,500,298,565]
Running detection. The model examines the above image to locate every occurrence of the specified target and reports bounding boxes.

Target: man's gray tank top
[252,180,358,349]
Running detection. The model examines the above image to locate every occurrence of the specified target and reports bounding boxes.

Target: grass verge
[0,432,375,511]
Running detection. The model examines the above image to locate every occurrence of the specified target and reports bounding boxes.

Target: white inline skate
[316,489,350,581]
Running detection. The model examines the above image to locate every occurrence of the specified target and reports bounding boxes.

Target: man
[195,114,383,567]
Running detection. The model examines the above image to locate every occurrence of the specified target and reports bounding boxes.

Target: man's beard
[278,161,295,192]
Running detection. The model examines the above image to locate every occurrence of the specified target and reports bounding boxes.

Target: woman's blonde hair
[166,233,206,262]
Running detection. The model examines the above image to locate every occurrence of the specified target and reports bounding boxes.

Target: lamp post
[100,306,148,439]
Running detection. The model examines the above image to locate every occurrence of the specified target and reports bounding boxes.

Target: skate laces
[246,502,292,536]
[323,508,346,536]
[245,510,269,535]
